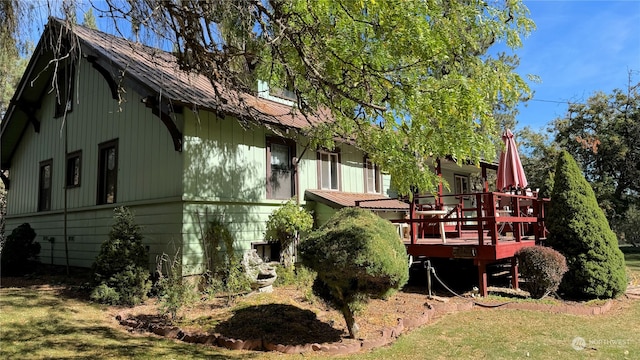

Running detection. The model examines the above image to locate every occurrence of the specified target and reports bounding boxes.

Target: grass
[1,252,639,360]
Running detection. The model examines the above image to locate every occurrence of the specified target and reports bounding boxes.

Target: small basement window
[252,242,281,263]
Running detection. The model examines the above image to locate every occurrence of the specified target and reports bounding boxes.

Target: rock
[242,249,277,290]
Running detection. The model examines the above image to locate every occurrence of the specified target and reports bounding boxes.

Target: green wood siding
[179,110,396,274]
[4,56,184,269]
[6,57,183,215]
[4,201,182,269]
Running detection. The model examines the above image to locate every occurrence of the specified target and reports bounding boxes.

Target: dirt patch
[3,268,632,355]
[117,286,438,344]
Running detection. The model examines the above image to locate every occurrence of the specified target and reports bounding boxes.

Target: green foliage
[553,82,640,223]
[615,205,640,247]
[224,257,252,295]
[79,1,534,197]
[90,284,120,305]
[547,151,627,299]
[156,251,195,320]
[82,8,97,29]
[266,200,313,267]
[200,217,251,301]
[517,126,560,195]
[273,263,317,289]
[91,207,151,306]
[202,217,236,279]
[516,246,568,299]
[0,223,40,275]
[299,207,409,338]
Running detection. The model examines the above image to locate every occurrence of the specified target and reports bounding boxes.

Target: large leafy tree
[89,0,533,195]
[0,0,29,117]
[3,1,535,195]
[552,81,640,221]
[517,126,560,198]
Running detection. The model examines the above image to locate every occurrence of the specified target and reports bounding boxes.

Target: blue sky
[510,0,640,131]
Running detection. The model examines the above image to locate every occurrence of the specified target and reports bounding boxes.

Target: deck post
[476,193,484,246]
[477,260,488,297]
[489,193,498,246]
[510,257,519,290]
[410,196,417,245]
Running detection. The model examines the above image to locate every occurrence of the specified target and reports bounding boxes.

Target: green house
[1,19,494,274]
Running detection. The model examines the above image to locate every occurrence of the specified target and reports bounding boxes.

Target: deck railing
[391,191,549,246]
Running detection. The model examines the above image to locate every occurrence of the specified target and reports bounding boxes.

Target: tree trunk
[341,306,359,339]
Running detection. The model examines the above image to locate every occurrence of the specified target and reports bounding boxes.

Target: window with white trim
[365,158,381,193]
[454,174,469,195]
[318,151,339,190]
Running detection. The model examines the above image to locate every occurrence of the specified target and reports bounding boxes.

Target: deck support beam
[477,260,488,297]
[511,257,519,290]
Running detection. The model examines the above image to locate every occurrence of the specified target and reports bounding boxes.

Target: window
[38,159,52,211]
[65,150,82,188]
[54,63,74,118]
[267,138,296,199]
[364,158,381,193]
[318,151,340,190]
[97,140,118,204]
[454,174,469,195]
[252,242,281,263]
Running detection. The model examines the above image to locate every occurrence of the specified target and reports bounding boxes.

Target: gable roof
[1,17,330,169]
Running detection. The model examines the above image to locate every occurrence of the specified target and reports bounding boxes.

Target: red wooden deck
[392,191,549,296]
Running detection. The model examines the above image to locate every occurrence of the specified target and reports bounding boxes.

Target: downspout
[292,142,309,264]
[63,113,70,275]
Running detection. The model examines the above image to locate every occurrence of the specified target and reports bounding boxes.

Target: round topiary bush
[298,207,409,339]
[1,223,40,275]
[547,151,627,299]
[516,246,568,299]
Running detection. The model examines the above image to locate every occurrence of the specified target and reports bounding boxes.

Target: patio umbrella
[496,129,528,191]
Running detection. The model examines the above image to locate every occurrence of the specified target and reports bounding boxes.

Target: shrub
[547,151,626,299]
[156,251,196,320]
[1,223,41,275]
[91,207,151,306]
[516,246,568,299]
[266,200,313,268]
[200,217,251,302]
[299,207,409,338]
[90,284,121,305]
[274,263,317,289]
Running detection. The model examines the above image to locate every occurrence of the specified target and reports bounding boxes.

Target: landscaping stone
[115,295,616,355]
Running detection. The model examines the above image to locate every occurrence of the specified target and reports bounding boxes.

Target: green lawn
[1,253,639,360]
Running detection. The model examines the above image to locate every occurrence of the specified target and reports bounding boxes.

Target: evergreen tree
[82,8,97,30]
[547,151,626,299]
[91,207,151,306]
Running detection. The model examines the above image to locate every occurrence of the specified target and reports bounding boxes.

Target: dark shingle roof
[69,19,328,129]
[305,189,409,211]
